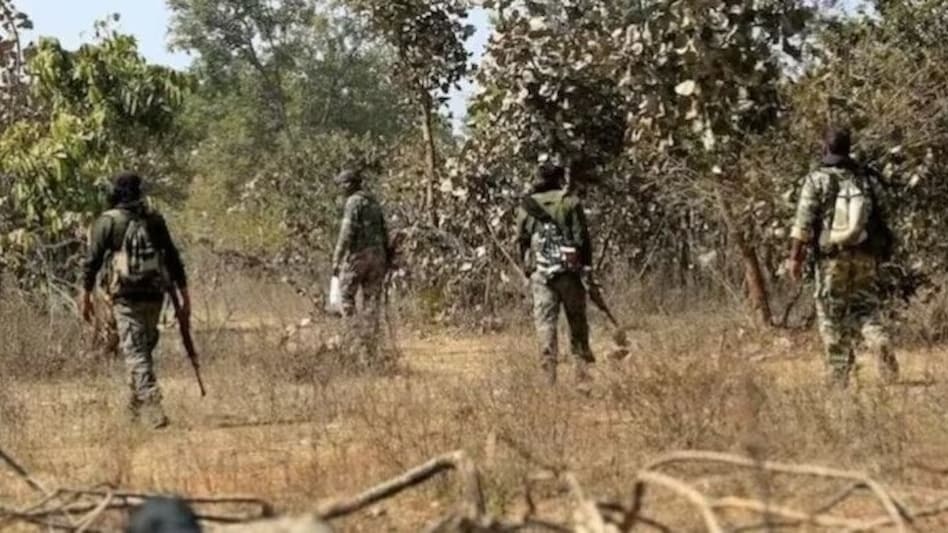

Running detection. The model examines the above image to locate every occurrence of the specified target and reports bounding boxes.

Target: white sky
[18,0,492,128]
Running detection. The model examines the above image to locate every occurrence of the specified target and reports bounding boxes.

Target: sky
[18,0,492,128]
[16,0,867,127]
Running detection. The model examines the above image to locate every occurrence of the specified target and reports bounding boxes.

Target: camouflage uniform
[83,204,187,427]
[332,188,390,366]
[517,188,595,382]
[791,163,899,385]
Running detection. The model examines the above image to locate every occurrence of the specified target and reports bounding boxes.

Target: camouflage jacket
[333,190,389,268]
[516,188,593,273]
[82,203,187,300]
[791,162,888,254]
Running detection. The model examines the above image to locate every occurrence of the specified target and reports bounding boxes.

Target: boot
[575,361,593,395]
[826,365,852,390]
[140,403,170,430]
[878,350,900,385]
[542,358,558,385]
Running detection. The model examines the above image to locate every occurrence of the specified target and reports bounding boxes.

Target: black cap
[533,162,565,189]
[126,497,201,533]
[822,127,852,166]
[334,169,362,187]
[110,171,144,206]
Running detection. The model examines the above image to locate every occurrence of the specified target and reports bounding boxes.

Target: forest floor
[4,281,948,531]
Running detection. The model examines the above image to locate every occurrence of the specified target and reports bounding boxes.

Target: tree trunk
[736,235,773,326]
[715,189,773,327]
[419,94,439,227]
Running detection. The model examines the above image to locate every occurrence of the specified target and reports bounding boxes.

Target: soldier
[516,162,595,384]
[80,172,189,429]
[787,127,899,388]
[331,169,390,367]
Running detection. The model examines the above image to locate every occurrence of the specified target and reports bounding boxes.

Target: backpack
[105,209,166,295]
[819,166,894,260]
[522,193,582,278]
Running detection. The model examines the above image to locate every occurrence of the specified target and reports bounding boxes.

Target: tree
[445,0,818,324]
[447,0,636,298]
[610,0,814,325]
[0,0,32,129]
[345,0,474,225]
[782,0,948,301]
[0,24,191,292]
[168,0,315,133]
[168,0,414,297]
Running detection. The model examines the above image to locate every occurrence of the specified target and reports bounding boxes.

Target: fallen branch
[852,499,948,532]
[596,501,672,533]
[4,448,947,532]
[632,471,724,533]
[643,450,908,533]
[315,450,484,521]
[0,445,49,496]
[711,496,865,529]
[74,488,113,533]
[810,482,866,515]
[1,485,273,533]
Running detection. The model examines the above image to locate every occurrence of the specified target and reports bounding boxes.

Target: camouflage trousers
[339,246,387,366]
[113,300,167,425]
[531,272,594,382]
[815,250,899,386]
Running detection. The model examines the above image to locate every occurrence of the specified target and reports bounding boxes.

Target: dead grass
[4,267,948,531]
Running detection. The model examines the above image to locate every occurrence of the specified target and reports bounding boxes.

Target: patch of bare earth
[5,306,948,530]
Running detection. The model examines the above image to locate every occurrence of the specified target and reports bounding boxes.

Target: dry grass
[3,266,948,531]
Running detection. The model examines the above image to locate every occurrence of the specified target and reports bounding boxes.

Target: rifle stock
[166,288,206,397]
[583,273,620,328]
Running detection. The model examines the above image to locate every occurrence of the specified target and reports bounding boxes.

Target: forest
[5,1,948,531]
[0,0,945,327]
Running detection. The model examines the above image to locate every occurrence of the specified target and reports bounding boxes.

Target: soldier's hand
[787,258,804,282]
[80,291,94,324]
[178,287,192,322]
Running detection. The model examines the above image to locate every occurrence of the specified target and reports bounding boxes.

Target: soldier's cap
[113,171,143,194]
[534,162,565,187]
[126,497,201,533]
[334,169,362,186]
[822,127,852,166]
[110,171,145,206]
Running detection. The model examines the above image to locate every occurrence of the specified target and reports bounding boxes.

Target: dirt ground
[4,294,948,531]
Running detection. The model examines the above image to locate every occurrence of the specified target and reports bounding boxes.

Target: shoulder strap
[103,209,127,223]
[524,192,574,238]
[102,209,132,249]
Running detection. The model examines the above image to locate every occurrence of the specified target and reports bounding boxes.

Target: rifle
[166,286,207,397]
[582,270,620,329]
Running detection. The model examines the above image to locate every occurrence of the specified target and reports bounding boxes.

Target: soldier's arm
[572,200,593,267]
[332,195,359,271]
[81,216,112,293]
[866,169,890,220]
[515,205,531,267]
[150,214,191,318]
[79,215,112,322]
[788,173,821,271]
[789,173,821,248]
[380,206,392,265]
[151,215,188,290]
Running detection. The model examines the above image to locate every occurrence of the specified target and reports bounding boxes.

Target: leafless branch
[642,450,908,533]
[315,450,484,521]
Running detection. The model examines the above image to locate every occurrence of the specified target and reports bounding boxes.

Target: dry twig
[315,450,484,521]
[643,450,908,533]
